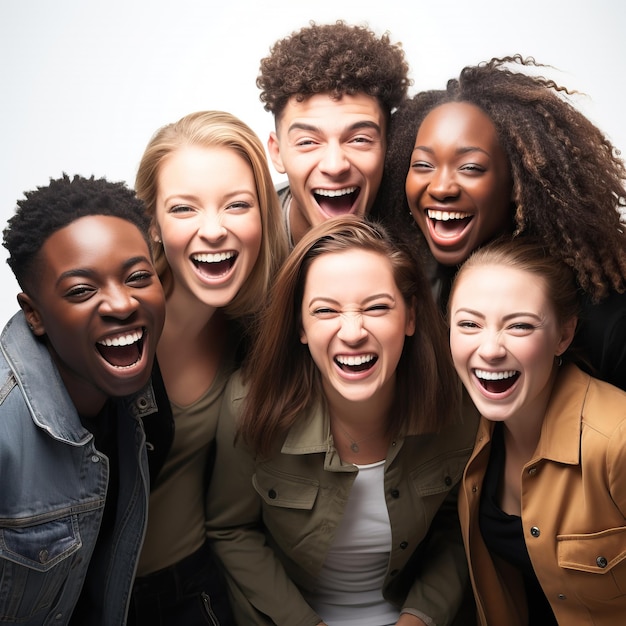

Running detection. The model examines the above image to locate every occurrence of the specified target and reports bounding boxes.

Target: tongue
[316,193,355,216]
[433,217,471,238]
[482,377,516,394]
[97,343,140,367]
[196,259,232,278]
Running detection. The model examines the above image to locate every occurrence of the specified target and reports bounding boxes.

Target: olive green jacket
[207,371,479,625]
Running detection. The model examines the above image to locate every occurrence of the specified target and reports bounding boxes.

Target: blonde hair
[135,110,288,319]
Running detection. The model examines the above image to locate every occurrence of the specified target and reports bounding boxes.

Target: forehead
[452,264,549,307]
[38,215,150,276]
[278,93,386,135]
[417,101,499,144]
[304,248,395,290]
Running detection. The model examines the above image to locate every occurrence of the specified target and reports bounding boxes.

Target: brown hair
[449,237,580,336]
[257,20,411,122]
[135,110,289,320]
[239,216,461,457]
[375,55,626,302]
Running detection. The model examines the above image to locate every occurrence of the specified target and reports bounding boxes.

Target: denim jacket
[0,313,155,625]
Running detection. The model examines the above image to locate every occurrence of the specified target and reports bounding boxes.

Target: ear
[17,292,46,336]
[299,324,308,345]
[267,132,286,174]
[150,223,162,245]
[556,316,577,357]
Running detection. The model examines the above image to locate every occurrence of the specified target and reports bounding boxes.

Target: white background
[1,0,624,327]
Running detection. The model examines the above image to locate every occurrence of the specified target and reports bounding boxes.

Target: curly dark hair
[373,55,626,302]
[257,20,411,121]
[4,173,150,292]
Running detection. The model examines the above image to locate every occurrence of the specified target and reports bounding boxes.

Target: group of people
[1,18,625,626]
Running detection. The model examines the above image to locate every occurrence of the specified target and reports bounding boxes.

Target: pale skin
[450,264,577,517]
[153,145,263,404]
[301,250,426,624]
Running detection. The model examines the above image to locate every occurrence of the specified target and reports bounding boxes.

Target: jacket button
[444,475,452,486]
[527,467,537,475]
[391,489,400,498]
[400,541,408,550]
[558,594,567,600]
[135,395,149,410]
[472,485,478,493]
[268,489,277,499]
[596,556,608,568]
[39,549,49,563]
[91,455,100,463]
[530,526,540,537]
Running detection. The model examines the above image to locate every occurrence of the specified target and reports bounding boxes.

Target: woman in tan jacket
[449,238,626,625]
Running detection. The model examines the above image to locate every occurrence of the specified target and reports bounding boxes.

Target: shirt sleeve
[205,371,322,626]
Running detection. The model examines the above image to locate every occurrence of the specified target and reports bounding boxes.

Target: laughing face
[19,215,165,418]
[299,249,414,409]
[154,145,263,310]
[405,102,513,266]
[269,93,386,244]
[449,264,575,428]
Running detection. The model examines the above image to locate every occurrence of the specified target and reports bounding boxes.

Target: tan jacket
[459,364,626,625]
[207,370,479,626]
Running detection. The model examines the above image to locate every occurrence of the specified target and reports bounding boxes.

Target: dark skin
[19,215,165,418]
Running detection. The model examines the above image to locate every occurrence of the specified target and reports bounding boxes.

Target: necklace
[334,420,381,453]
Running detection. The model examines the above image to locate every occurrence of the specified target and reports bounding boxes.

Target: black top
[479,423,558,626]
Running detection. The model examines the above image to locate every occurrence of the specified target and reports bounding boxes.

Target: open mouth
[335,353,378,373]
[191,251,237,278]
[427,209,473,239]
[474,368,519,394]
[97,328,145,368]
[314,186,360,217]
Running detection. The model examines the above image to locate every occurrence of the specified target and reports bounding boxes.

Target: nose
[337,312,367,344]
[318,141,350,177]
[427,166,460,201]
[99,283,139,320]
[477,330,507,361]
[199,211,228,242]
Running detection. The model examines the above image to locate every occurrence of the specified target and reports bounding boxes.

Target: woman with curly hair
[372,55,626,390]
[257,20,411,245]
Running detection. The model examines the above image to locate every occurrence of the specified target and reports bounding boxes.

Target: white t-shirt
[304,459,401,626]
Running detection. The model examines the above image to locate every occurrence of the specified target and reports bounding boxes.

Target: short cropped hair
[3,173,150,293]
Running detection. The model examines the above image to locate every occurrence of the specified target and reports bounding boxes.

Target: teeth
[314,187,357,198]
[192,251,235,263]
[336,354,375,366]
[475,369,518,381]
[98,329,143,347]
[427,210,471,221]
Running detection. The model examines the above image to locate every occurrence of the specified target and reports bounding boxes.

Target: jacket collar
[534,363,590,465]
[0,312,156,446]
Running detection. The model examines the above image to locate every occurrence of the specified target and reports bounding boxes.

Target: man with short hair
[0,174,169,625]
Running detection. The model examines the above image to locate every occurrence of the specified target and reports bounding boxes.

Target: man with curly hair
[257,20,411,245]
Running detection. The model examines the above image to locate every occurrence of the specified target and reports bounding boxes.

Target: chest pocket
[253,465,320,551]
[0,516,82,620]
[557,526,626,601]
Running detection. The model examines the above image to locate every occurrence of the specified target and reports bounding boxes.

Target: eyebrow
[453,307,543,321]
[162,190,255,205]
[55,255,152,286]
[288,120,382,135]
[413,145,490,157]
[308,293,395,307]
